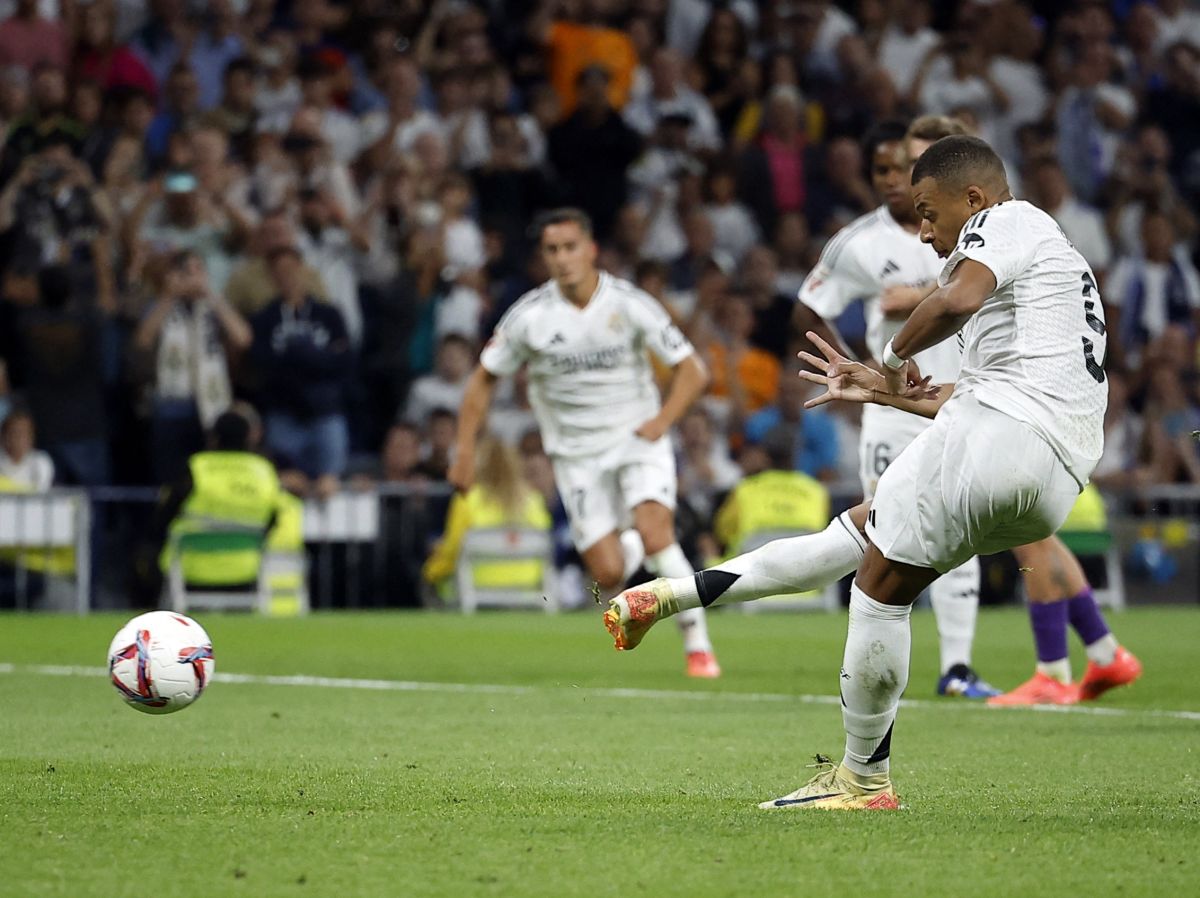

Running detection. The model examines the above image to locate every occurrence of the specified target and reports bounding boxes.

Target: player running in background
[607,135,1126,806]
[452,208,721,678]
[795,115,997,699]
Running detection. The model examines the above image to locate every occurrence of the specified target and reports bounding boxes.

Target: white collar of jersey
[552,270,608,311]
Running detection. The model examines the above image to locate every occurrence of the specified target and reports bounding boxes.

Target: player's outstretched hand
[798,332,885,408]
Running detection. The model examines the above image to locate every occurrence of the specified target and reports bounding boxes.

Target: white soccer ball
[107,611,215,714]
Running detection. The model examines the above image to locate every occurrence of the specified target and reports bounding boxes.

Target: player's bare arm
[883,259,994,392]
[448,364,499,490]
[636,353,708,441]
[799,331,945,417]
[879,282,937,319]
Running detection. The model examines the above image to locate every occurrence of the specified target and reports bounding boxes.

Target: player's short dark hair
[531,207,593,242]
[861,119,910,166]
[911,135,1007,190]
[907,114,971,143]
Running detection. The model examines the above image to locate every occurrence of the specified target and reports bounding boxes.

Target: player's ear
[965,185,985,210]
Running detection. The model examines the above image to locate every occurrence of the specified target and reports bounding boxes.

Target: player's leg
[632,499,719,677]
[603,505,869,650]
[759,544,935,810]
[928,557,999,698]
[990,535,1141,705]
[552,454,628,593]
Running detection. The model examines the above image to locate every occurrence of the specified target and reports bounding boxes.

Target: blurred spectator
[1152,0,1200,53]
[913,34,1009,148]
[0,63,28,133]
[1106,212,1200,368]
[626,109,703,262]
[0,404,52,490]
[675,406,741,524]
[1091,371,1146,490]
[0,63,82,180]
[133,250,251,484]
[1026,157,1112,283]
[295,185,368,346]
[743,374,840,483]
[806,136,874,235]
[473,110,553,255]
[703,161,759,265]
[877,1,938,97]
[773,212,812,298]
[251,246,352,497]
[0,0,66,73]
[146,62,201,163]
[702,292,781,431]
[225,208,327,317]
[438,172,485,280]
[1140,361,1200,484]
[421,406,457,482]
[1056,41,1135,203]
[0,357,9,422]
[625,47,721,152]
[1107,124,1198,257]
[669,208,726,293]
[199,56,259,157]
[4,265,111,486]
[711,432,829,557]
[691,7,753,139]
[295,55,361,165]
[72,0,156,100]
[547,65,641,242]
[253,29,303,131]
[737,85,811,239]
[189,0,245,110]
[737,245,795,360]
[420,435,551,598]
[404,333,473,428]
[131,0,189,89]
[535,0,637,117]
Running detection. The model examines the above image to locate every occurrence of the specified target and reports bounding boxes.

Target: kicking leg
[602,506,868,650]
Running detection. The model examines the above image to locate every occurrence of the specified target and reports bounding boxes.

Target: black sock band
[694,569,741,608]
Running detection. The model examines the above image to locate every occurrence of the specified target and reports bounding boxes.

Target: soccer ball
[107,611,215,714]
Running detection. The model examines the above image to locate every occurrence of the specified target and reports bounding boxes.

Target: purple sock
[1066,586,1110,646]
[1029,600,1069,663]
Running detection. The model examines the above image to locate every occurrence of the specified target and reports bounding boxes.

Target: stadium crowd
[0,0,1199,590]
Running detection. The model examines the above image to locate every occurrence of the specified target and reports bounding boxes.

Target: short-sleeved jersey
[798,205,962,384]
[939,200,1108,487]
[479,272,693,458]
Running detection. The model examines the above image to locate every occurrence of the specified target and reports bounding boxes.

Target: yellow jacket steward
[714,469,830,555]
[422,487,551,590]
[159,451,286,586]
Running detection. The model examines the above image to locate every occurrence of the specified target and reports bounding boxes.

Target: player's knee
[592,562,625,592]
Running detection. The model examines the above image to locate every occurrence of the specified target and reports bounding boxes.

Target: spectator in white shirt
[296,186,370,347]
[404,334,474,428]
[0,406,53,491]
[877,0,939,96]
[623,47,721,152]
[1106,211,1200,367]
[1026,157,1112,281]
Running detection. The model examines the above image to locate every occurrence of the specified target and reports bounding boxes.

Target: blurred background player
[794,114,997,699]
[451,208,719,678]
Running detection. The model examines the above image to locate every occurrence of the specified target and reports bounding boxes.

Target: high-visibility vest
[160,451,282,586]
[715,469,830,555]
[422,487,551,590]
[264,491,306,616]
[1062,483,1107,533]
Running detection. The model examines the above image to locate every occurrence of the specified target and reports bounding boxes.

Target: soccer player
[795,115,998,699]
[607,135,1120,807]
[451,207,721,678]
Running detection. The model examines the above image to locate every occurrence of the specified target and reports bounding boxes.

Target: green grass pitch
[1,606,1198,898]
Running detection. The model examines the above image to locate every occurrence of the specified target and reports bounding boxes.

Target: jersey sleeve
[628,290,694,366]
[939,204,1036,291]
[797,235,873,319]
[479,306,530,376]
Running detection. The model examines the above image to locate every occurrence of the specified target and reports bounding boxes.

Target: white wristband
[881,339,906,371]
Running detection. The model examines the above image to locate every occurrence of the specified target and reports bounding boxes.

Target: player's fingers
[805,331,842,362]
[797,370,828,386]
[797,352,829,373]
[805,392,836,409]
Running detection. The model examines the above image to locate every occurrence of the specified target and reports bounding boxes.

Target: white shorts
[858,404,933,498]
[867,394,1081,573]
[551,434,677,552]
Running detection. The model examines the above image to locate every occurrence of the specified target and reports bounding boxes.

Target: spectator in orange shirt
[703,292,781,434]
[531,1,637,116]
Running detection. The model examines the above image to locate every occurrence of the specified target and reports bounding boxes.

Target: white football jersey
[798,205,962,383]
[939,200,1108,487]
[479,272,694,458]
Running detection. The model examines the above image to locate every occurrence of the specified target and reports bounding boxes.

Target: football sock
[1029,600,1072,683]
[663,512,866,612]
[840,583,911,778]
[1066,587,1117,665]
[645,543,712,654]
[928,556,980,674]
[619,529,646,582]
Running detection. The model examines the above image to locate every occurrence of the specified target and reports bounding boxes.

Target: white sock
[645,543,711,654]
[928,556,979,674]
[619,529,645,583]
[1084,633,1118,666]
[841,582,911,778]
[1036,658,1072,683]
[663,512,866,612]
